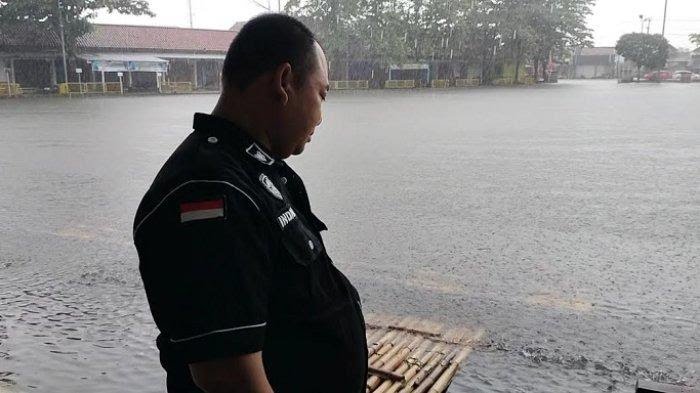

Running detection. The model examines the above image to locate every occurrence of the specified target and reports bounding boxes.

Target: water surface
[0,80,698,392]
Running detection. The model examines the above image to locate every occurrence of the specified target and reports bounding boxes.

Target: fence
[0,83,22,97]
[58,82,123,95]
[492,78,514,86]
[329,80,369,90]
[430,79,450,88]
[454,78,480,87]
[161,82,193,94]
[522,76,536,85]
[385,79,415,89]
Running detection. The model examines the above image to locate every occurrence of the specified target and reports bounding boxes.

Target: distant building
[571,47,622,79]
[0,24,237,92]
[665,46,692,72]
[691,49,700,73]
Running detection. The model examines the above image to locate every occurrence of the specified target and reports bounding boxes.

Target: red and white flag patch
[180,198,225,223]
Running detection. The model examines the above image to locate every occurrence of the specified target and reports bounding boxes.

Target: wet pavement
[0,80,698,392]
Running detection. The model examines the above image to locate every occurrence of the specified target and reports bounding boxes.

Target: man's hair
[222,14,318,90]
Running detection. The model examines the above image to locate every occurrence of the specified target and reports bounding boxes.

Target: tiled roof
[77,24,236,53]
[0,24,236,53]
[0,24,60,49]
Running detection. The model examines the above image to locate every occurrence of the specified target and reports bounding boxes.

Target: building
[0,23,240,93]
[691,48,700,73]
[571,47,622,79]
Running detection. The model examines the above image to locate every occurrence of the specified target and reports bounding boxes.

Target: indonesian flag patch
[180,198,225,223]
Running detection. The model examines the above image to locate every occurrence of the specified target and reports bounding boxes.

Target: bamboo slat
[364,314,481,393]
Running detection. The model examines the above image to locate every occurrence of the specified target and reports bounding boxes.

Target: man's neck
[211,94,273,152]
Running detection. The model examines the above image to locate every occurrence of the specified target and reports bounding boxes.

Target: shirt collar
[192,113,283,168]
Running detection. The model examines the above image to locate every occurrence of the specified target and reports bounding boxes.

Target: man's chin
[292,144,306,156]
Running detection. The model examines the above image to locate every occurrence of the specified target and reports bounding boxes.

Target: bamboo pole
[371,334,412,367]
[411,349,458,393]
[373,340,435,393]
[382,336,424,372]
[368,366,405,382]
[367,330,397,355]
[370,332,407,364]
[428,347,473,393]
[367,329,384,344]
[398,344,447,393]
[368,330,400,358]
[367,336,423,390]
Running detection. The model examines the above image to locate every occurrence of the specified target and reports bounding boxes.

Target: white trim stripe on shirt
[133,180,260,237]
[170,322,267,343]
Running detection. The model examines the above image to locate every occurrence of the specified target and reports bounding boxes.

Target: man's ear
[273,63,293,106]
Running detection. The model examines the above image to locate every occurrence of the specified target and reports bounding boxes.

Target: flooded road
[0,80,698,392]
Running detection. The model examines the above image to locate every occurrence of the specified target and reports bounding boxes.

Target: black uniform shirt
[133,113,368,393]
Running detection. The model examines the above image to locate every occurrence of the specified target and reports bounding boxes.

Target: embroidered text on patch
[180,199,225,223]
[277,207,297,229]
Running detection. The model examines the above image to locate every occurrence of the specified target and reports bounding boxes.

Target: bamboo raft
[364,314,483,393]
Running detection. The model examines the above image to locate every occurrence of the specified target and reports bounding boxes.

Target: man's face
[274,42,329,158]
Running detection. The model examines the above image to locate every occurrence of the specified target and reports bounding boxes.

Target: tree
[287,0,595,84]
[0,0,154,52]
[616,33,670,81]
[691,33,700,49]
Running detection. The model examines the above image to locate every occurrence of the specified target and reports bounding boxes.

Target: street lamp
[662,0,669,36]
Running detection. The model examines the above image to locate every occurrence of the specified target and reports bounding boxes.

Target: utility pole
[188,0,193,28]
[646,18,652,34]
[662,0,669,36]
[639,15,644,34]
[56,0,69,84]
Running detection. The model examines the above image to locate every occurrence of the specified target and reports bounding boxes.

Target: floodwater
[0,80,698,392]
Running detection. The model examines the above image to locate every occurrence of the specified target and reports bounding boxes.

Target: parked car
[672,71,700,82]
[673,71,692,81]
[643,70,673,81]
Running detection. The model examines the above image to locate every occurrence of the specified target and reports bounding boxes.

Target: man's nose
[317,116,322,126]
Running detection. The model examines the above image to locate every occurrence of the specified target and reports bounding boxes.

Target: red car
[643,71,673,81]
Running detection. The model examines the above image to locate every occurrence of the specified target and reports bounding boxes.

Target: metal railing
[492,78,514,86]
[329,80,369,90]
[385,79,416,89]
[161,82,193,94]
[58,82,122,95]
[454,78,480,87]
[430,79,450,88]
[0,83,22,97]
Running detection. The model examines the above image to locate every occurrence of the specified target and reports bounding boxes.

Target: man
[133,14,367,393]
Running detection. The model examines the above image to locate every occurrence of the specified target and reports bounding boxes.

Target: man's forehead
[313,41,329,82]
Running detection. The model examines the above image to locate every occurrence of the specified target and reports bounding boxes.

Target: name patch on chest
[277,207,297,229]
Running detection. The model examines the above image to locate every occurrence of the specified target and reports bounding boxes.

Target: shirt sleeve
[135,182,274,364]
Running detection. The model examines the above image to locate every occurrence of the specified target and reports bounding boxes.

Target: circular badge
[259,174,283,200]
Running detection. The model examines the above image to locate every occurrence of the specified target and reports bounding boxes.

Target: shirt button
[281,177,287,185]
[308,240,314,250]
[207,136,218,144]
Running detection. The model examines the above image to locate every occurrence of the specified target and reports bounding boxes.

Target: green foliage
[0,0,154,51]
[286,0,595,82]
[690,33,700,49]
[615,33,670,71]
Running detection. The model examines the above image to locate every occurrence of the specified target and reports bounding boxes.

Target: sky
[94,0,700,50]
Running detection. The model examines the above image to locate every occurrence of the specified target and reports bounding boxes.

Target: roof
[0,24,60,50]
[579,47,616,57]
[80,52,168,63]
[77,24,236,53]
[229,22,246,32]
[0,23,236,54]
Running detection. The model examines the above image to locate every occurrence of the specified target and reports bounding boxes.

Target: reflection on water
[0,81,698,392]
